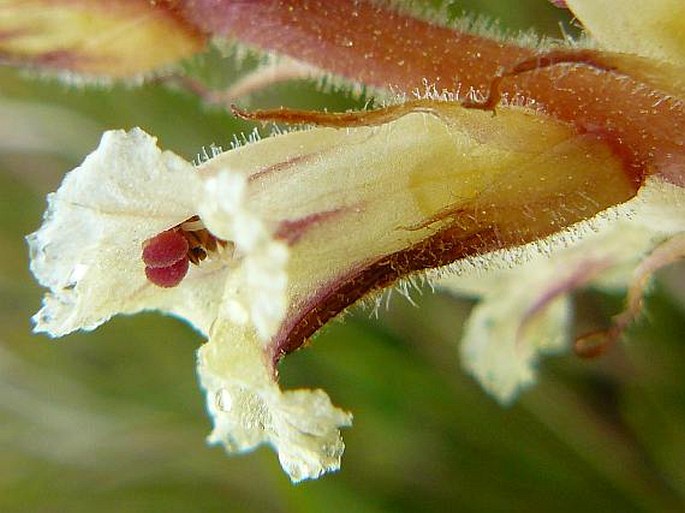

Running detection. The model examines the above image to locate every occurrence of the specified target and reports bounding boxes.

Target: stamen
[142,215,229,288]
[145,258,190,288]
[181,218,206,231]
[188,246,207,265]
[142,229,188,268]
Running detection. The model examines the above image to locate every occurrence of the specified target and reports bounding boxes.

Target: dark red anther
[142,229,190,288]
[145,257,190,288]
[142,217,226,288]
[142,229,189,268]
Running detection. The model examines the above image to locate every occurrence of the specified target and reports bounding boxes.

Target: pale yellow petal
[0,0,205,79]
[460,293,570,405]
[27,128,211,336]
[198,321,352,483]
[440,176,685,402]
[567,0,685,65]
[199,171,290,340]
[197,103,635,364]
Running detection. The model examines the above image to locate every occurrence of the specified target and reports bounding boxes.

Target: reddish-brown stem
[461,49,620,111]
[172,0,685,359]
[177,0,685,186]
[176,0,526,93]
[231,100,449,128]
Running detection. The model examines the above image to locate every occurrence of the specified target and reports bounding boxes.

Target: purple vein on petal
[274,208,347,245]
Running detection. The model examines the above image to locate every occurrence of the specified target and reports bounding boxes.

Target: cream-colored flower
[28,128,209,335]
[0,0,204,79]
[198,322,351,482]
[28,128,351,482]
[440,178,685,404]
[30,98,644,480]
[26,0,685,483]
[430,0,685,403]
[564,0,685,65]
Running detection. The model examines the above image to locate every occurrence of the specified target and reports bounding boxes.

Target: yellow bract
[0,0,204,78]
[567,0,685,65]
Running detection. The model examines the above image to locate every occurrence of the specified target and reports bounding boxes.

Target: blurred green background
[1,1,684,512]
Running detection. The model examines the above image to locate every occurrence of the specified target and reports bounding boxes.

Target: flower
[0,0,204,80]
[430,0,685,400]
[24,0,685,481]
[29,129,207,335]
[439,178,685,403]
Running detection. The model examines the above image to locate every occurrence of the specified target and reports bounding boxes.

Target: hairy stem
[177,0,685,186]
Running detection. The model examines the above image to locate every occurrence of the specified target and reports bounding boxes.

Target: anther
[142,229,189,268]
[142,216,228,288]
[145,257,190,288]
